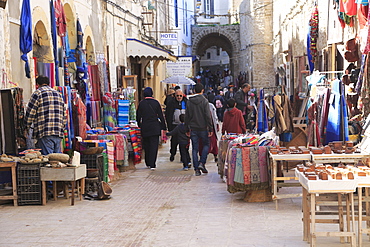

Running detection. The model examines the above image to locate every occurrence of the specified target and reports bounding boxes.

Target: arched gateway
[191,25,240,80]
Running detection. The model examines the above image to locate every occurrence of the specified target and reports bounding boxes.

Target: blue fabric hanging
[257,89,268,132]
[50,0,59,86]
[307,28,314,73]
[341,82,349,141]
[20,0,32,78]
[326,79,341,143]
[77,18,83,49]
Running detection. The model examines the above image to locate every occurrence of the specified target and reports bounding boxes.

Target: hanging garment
[89,65,101,101]
[257,89,268,133]
[54,0,66,37]
[319,88,331,144]
[273,93,294,135]
[50,0,59,86]
[341,0,358,16]
[20,0,32,78]
[340,83,349,141]
[326,80,342,143]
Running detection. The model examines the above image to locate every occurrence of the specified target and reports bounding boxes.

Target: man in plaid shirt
[25,76,66,155]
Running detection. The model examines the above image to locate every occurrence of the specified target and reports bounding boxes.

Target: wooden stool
[40,165,86,206]
[0,162,17,206]
[302,188,356,247]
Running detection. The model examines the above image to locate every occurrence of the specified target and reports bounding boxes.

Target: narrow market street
[0,141,368,247]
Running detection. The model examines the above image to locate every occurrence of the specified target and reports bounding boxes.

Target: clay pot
[324,145,332,154]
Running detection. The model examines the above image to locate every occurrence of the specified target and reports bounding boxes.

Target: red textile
[222,108,246,134]
[242,147,251,184]
[341,0,357,16]
[114,134,125,161]
[358,4,369,29]
[54,0,67,37]
[76,97,87,139]
[88,65,101,101]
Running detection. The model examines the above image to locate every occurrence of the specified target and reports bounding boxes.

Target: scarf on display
[129,127,142,164]
[227,147,237,186]
[234,148,244,184]
[227,146,270,193]
[58,86,74,150]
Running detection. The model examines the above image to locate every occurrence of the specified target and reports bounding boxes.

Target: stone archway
[64,3,76,49]
[192,25,240,79]
[86,36,95,65]
[33,20,53,63]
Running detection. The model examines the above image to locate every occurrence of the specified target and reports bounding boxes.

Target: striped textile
[249,146,260,183]
[234,148,244,184]
[242,147,251,184]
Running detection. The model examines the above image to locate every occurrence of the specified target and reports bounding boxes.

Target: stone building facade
[1,0,181,103]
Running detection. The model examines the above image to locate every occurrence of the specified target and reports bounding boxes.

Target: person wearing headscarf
[136,87,167,170]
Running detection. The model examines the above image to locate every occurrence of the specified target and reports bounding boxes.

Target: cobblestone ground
[1,141,369,246]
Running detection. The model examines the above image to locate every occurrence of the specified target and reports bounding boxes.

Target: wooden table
[356,177,370,247]
[269,153,311,210]
[312,153,368,164]
[297,170,357,247]
[40,164,86,206]
[0,162,17,206]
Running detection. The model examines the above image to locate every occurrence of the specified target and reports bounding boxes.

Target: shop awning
[127,38,177,62]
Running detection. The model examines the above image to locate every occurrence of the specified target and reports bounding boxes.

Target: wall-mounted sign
[166,56,192,77]
[160,33,178,46]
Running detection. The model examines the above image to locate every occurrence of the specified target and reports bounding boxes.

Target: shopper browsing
[24,76,66,155]
[235,83,254,130]
[222,98,246,135]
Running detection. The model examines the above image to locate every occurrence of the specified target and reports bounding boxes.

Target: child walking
[166,114,191,170]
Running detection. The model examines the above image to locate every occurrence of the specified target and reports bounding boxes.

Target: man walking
[235,83,254,130]
[24,76,66,155]
[185,83,213,176]
[166,89,188,162]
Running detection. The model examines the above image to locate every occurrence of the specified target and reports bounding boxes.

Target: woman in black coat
[136,87,167,170]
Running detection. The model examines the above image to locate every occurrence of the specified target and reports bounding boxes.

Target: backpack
[215,99,223,108]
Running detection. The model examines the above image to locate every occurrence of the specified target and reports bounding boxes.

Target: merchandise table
[40,164,86,206]
[356,178,370,246]
[0,162,17,206]
[312,153,368,164]
[269,153,311,210]
[296,170,357,247]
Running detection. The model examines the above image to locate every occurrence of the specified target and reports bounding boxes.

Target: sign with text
[166,56,192,77]
[160,33,178,45]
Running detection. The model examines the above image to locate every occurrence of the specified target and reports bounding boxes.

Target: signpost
[166,56,192,78]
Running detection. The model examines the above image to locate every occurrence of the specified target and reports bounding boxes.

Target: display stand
[312,153,368,164]
[357,181,370,246]
[0,162,17,206]
[297,171,357,247]
[40,165,86,206]
[270,153,311,210]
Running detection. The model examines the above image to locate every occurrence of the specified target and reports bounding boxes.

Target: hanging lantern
[0,0,7,9]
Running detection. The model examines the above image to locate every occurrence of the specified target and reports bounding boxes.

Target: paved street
[1,141,369,247]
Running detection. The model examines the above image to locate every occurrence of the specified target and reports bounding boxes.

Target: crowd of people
[137,73,257,176]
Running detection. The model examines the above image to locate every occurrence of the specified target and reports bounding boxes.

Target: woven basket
[98,181,112,199]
